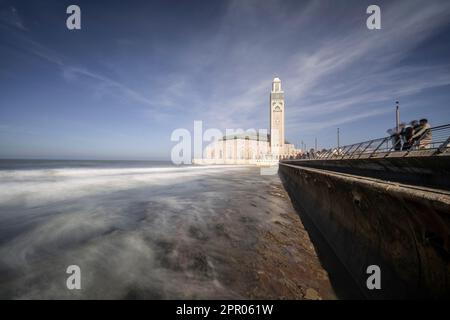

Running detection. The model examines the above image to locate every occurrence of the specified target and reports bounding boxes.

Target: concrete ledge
[279,163,450,299]
[192,158,278,166]
[283,155,450,191]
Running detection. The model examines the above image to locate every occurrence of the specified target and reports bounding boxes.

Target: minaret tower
[270,77,285,156]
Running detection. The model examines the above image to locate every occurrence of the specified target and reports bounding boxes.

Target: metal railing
[289,124,450,160]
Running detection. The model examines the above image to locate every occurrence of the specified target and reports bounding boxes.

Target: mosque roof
[220,133,290,144]
[220,133,269,142]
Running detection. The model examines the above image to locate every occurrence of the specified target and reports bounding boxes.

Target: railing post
[340,145,354,159]
[369,138,389,158]
[316,124,449,160]
[349,142,364,158]
[433,136,450,155]
[357,141,374,159]
[387,136,402,153]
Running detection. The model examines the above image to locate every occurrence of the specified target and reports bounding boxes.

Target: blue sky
[1,0,450,160]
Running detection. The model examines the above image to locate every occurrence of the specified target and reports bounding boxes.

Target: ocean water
[0,160,291,299]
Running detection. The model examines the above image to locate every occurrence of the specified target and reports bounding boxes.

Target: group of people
[280,118,433,161]
[286,149,324,160]
[389,118,432,151]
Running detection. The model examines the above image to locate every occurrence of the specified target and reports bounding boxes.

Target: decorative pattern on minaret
[270,77,285,154]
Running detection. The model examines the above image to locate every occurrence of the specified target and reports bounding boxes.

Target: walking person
[402,124,414,151]
[412,119,432,149]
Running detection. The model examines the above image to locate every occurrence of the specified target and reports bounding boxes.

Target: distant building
[197,77,299,164]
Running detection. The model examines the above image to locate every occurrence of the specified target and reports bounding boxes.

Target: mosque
[196,77,300,165]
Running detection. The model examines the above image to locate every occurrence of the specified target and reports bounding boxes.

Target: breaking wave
[0,162,257,299]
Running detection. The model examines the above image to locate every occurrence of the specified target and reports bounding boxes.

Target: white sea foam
[0,165,250,207]
[0,163,262,299]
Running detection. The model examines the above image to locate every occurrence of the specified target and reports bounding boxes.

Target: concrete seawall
[283,155,450,191]
[279,163,450,299]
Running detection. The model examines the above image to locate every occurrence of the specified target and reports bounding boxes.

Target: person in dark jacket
[402,125,414,150]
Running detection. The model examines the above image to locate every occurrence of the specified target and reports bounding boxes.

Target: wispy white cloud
[3,30,162,114]
[148,0,450,135]
[286,107,393,132]
[282,0,450,124]
[2,0,450,154]
[0,6,27,31]
[61,66,155,107]
[271,0,450,136]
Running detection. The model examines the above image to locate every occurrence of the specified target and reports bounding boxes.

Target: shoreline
[0,164,338,299]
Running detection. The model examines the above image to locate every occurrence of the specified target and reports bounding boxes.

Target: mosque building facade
[196,77,299,164]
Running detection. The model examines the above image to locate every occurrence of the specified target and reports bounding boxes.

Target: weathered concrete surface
[207,172,339,300]
[283,155,450,191]
[279,163,450,299]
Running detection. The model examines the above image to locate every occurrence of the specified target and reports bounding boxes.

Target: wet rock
[305,288,322,300]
